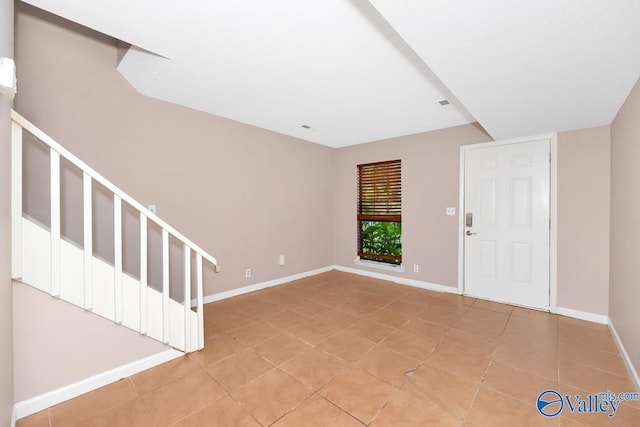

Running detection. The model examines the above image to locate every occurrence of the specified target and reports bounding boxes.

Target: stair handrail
[11,109,216,352]
[11,110,217,267]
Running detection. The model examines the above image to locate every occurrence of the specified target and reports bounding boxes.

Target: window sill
[354,257,404,273]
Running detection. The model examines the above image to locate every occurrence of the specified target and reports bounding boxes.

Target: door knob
[466,230,477,236]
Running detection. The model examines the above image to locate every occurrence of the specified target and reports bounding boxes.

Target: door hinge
[549,152,552,162]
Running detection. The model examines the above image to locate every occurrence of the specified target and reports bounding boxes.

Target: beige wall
[333,123,612,317]
[610,76,640,372]
[15,3,334,296]
[12,282,168,401]
[556,126,611,315]
[0,0,14,424]
[333,124,492,287]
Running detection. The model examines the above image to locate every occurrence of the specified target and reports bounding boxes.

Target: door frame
[457,133,558,313]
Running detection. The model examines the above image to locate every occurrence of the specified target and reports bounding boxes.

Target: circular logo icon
[537,389,564,417]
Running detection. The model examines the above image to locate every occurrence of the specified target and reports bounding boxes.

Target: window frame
[357,159,402,266]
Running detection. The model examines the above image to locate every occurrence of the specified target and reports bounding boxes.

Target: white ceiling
[21,0,640,147]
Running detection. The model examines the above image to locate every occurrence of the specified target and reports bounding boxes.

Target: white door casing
[460,136,554,310]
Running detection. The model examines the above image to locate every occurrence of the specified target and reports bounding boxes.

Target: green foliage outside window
[359,220,402,265]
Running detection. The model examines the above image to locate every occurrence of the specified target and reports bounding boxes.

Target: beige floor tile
[416,307,464,328]
[399,318,449,342]
[203,320,223,341]
[142,370,227,426]
[424,344,490,383]
[272,394,364,427]
[467,388,556,427]
[439,328,497,359]
[280,348,348,390]
[612,404,640,427]
[188,334,248,368]
[365,307,412,328]
[354,346,420,387]
[370,389,462,427]
[559,360,635,394]
[380,330,438,360]
[28,272,640,427]
[463,306,511,327]
[76,398,154,427]
[287,300,328,318]
[471,299,515,314]
[343,319,395,343]
[50,379,138,427]
[402,365,478,419]
[494,341,558,381]
[353,292,395,308]
[316,331,375,362]
[16,410,49,427]
[511,307,558,323]
[312,308,359,328]
[558,316,609,334]
[253,333,311,365]
[559,342,628,377]
[559,326,619,354]
[554,383,636,427]
[227,321,281,347]
[206,349,274,391]
[398,290,441,306]
[559,417,588,426]
[383,300,425,317]
[313,293,354,308]
[231,369,312,426]
[452,317,505,339]
[169,395,261,427]
[437,293,477,306]
[251,289,292,305]
[202,302,235,320]
[287,319,337,345]
[483,361,559,404]
[236,299,284,319]
[506,313,558,330]
[426,299,471,315]
[265,310,310,329]
[502,317,558,347]
[319,368,397,424]
[204,310,257,333]
[338,301,381,317]
[132,356,201,394]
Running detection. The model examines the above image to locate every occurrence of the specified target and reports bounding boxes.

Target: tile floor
[17,271,640,426]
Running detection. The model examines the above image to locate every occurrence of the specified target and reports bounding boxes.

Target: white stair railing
[10,110,216,353]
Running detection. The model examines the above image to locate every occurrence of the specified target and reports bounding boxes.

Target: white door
[463,139,550,309]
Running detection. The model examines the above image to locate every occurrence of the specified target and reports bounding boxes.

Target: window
[357,159,401,265]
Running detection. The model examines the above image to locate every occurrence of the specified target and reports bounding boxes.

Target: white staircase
[10,110,217,353]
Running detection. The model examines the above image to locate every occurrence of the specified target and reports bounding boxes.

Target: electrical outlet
[148,204,157,214]
[446,207,456,216]
[245,268,251,278]
[413,264,419,273]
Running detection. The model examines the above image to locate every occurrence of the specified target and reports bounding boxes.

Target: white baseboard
[13,349,183,421]
[608,320,640,393]
[556,306,608,324]
[10,405,17,427]
[197,266,335,306]
[334,265,458,294]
